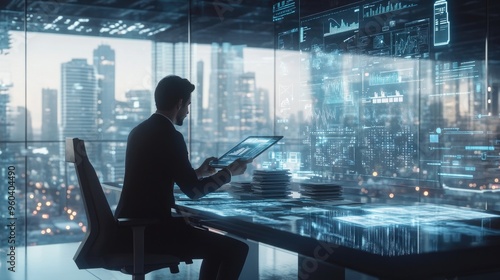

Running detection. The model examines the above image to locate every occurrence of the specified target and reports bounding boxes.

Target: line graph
[394,19,429,57]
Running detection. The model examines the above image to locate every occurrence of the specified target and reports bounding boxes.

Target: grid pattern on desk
[335,205,499,227]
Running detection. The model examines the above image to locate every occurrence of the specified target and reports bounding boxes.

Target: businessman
[115,75,250,280]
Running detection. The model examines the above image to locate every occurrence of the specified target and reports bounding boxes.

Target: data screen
[273,0,500,201]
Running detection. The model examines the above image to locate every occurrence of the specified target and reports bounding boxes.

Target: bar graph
[322,6,360,36]
[363,1,418,18]
[324,18,359,36]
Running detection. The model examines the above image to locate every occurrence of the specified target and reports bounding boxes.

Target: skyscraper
[208,42,245,141]
[152,42,190,85]
[0,84,10,143]
[9,106,32,141]
[237,72,272,136]
[60,58,98,142]
[93,44,116,134]
[195,60,205,129]
[152,42,190,136]
[122,89,152,123]
[110,89,152,182]
[0,83,12,241]
[41,88,58,141]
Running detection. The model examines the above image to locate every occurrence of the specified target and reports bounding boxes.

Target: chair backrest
[66,138,118,269]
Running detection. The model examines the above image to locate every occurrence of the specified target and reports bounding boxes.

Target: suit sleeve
[171,132,231,199]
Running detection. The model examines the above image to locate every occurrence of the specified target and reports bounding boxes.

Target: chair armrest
[117,218,160,228]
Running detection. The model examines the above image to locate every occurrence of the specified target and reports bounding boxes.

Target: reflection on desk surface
[176,191,500,257]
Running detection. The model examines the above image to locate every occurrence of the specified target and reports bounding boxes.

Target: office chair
[66,137,186,280]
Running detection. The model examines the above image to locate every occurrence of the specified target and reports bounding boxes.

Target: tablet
[209,136,283,168]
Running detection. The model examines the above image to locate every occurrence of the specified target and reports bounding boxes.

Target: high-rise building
[152,42,189,85]
[237,73,272,136]
[152,42,190,137]
[41,88,58,142]
[113,89,153,138]
[93,44,116,134]
[0,84,10,143]
[255,87,272,134]
[0,26,11,54]
[60,58,98,145]
[208,42,245,142]
[152,42,174,85]
[8,106,32,141]
[237,72,257,135]
[108,89,152,182]
[123,89,152,123]
[195,60,205,129]
[0,84,12,235]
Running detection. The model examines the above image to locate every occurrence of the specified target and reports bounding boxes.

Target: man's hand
[226,159,252,176]
[195,157,217,178]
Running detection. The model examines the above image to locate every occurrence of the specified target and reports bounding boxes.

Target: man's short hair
[154,75,195,110]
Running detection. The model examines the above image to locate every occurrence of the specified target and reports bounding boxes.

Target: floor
[3,242,500,280]
[0,241,301,280]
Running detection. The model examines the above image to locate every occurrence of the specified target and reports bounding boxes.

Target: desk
[174,191,500,280]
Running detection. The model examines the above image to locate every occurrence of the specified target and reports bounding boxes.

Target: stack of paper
[300,182,343,200]
[230,181,253,193]
[251,169,291,198]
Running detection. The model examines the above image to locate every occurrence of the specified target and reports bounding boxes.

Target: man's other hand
[196,157,217,178]
[227,159,252,176]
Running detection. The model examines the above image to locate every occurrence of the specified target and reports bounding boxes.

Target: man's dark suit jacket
[115,113,231,221]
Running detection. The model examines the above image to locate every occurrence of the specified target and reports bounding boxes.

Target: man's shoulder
[128,114,178,142]
[133,114,173,130]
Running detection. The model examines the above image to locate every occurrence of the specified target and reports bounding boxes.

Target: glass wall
[274,0,500,209]
[0,1,190,278]
[0,0,499,277]
[189,0,275,179]
[0,0,276,269]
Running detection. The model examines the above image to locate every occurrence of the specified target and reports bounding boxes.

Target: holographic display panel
[273,0,499,198]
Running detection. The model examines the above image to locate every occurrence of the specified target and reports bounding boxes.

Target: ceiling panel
[0,0,274,47]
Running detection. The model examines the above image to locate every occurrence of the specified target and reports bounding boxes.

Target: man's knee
[240,241,249,255]
[227,238,249,257]
[235,240,249,259]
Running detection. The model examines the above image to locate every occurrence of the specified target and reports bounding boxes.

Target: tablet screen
[209,136,283,167]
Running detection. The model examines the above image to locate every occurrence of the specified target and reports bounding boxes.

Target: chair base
[119,263,181,275]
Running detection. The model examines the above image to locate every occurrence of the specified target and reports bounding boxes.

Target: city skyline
[0,31,151,132]
[0,31,278,249]
[0,31,275,132]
